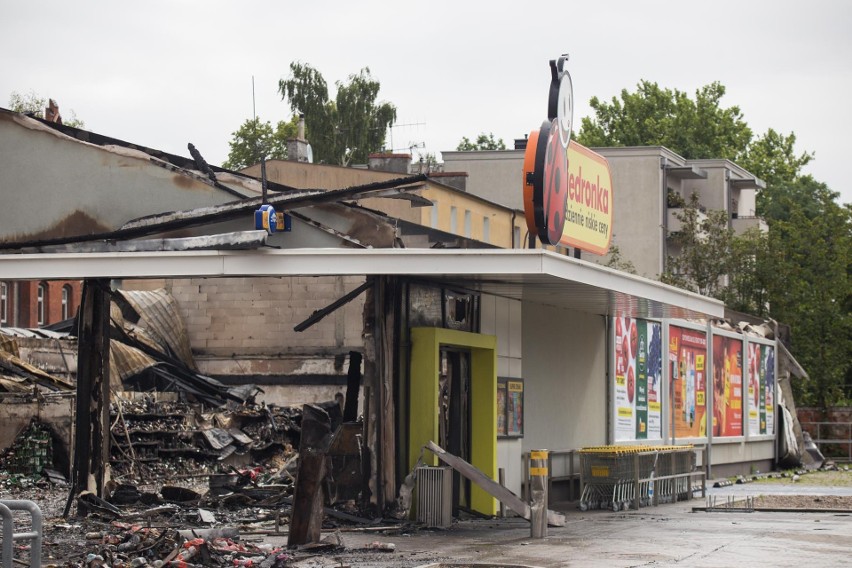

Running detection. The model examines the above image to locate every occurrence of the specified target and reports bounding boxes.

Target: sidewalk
[281,489,852,567]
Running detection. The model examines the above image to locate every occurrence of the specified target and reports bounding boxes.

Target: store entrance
[438,347,471,513]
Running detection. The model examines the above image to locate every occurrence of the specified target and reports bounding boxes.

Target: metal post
[498,468,506,518]
[529,450,549,538]
[0,503,11,568]
[632,453,641,510]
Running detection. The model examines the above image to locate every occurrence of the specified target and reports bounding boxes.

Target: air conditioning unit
[416,466,452,528]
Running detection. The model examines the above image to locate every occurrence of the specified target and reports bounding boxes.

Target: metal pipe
[0,502,12,568]
[660,157,668,276]
[0,500,43,568]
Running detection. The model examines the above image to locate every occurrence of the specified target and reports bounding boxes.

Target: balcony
[731,215,768,236]
[667,207,707,235]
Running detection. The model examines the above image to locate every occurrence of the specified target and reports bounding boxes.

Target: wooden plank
[425,441,566,526]
[288,405,332,546]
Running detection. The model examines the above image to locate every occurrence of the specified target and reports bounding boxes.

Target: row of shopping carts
[578,445,698,511]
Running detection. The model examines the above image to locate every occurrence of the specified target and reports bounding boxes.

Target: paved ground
[278,485,852,567]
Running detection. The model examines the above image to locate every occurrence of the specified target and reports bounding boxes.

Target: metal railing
[521,449,580,502]
[801,421,852,462]
[0,500,42,568]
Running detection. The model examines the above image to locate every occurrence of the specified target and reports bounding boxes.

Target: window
[483,217,490,243]
[430,201,439,228]
[0,282,7,326]
[61,285,71,320]
[450,206,458,234]
[464,210,472,238]
[37,283,46,326]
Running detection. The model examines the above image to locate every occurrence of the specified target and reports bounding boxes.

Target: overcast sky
[3,1,851,204]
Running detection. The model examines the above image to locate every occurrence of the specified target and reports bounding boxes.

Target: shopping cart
[579,445,695,511]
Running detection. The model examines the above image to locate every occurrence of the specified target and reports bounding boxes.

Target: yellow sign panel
[529,467,549,477]
[559,141,614,255]
[530,451,549,460]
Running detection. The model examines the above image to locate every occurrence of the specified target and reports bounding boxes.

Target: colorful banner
[711,335,743,437]
[748,343,775,436]
[614,317,662,441]
[669,326,707,438]
[764,346,775,436]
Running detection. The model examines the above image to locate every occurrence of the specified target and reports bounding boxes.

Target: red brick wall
[0,280,82,328]
[798,407,852,460]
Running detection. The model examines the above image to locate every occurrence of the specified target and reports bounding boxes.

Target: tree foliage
[8,90,85,128]
[576,81,751,161]
[456,132,506,151]
[278,62,396,165]
[760,177,852,407]
[662,193,736,297]
[222,116,299,170]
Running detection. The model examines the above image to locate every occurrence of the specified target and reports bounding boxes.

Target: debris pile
[78,522,291,568]
[109,397,302,498]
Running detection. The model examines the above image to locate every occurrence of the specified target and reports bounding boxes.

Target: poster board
[498,378,524,438]
[614,317,663,441]
[669,325,708,439]
[711,334,744,437]
[747,342,775,437]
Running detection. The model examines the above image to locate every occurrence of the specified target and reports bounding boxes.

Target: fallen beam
[425,441,565,526]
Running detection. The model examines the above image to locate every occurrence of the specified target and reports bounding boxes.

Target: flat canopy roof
[0,248,723,320]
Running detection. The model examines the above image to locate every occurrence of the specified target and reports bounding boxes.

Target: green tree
[760,177,852,407]
[662,193,736,297]
[278,62,396,165]
[604,244,637,274]
[8,90,85,128]
[720,226,772,316]
[576,81,751,161]
[456,132,506,151]
[222,116,299,170]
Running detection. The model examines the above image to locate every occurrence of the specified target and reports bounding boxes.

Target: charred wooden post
[70,279,111,515]
[375,277,397,510]
[288,404,332,546]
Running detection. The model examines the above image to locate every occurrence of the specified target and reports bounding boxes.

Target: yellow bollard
[529,449,549,538]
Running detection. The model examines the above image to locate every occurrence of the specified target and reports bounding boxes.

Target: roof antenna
[252,76,278,234]
[252,76,269,206]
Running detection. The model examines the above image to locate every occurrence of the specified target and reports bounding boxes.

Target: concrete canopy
[0,248,722,320]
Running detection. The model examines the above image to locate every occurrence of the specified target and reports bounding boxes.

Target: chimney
[287,114,312,163]
[367,153,412,174]
[45,99,62,124]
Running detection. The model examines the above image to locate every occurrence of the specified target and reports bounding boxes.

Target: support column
[71,279,111,512]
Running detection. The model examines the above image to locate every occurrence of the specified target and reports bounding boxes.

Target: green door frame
[409,327,497,515]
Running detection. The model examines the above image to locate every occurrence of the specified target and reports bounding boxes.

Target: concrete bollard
[529,449,549,538]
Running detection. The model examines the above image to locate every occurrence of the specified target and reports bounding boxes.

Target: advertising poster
[614,317,662,441]
[669,326,707,438]
[711,335,743,437]
[506,380,524,437]
[763,346,776,436]
[747,343,767,436]
[497,381,507,437]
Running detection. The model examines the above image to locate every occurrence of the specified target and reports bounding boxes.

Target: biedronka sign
[522,55,614,255]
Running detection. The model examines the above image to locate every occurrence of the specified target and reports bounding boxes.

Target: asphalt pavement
[289,485,852,568]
